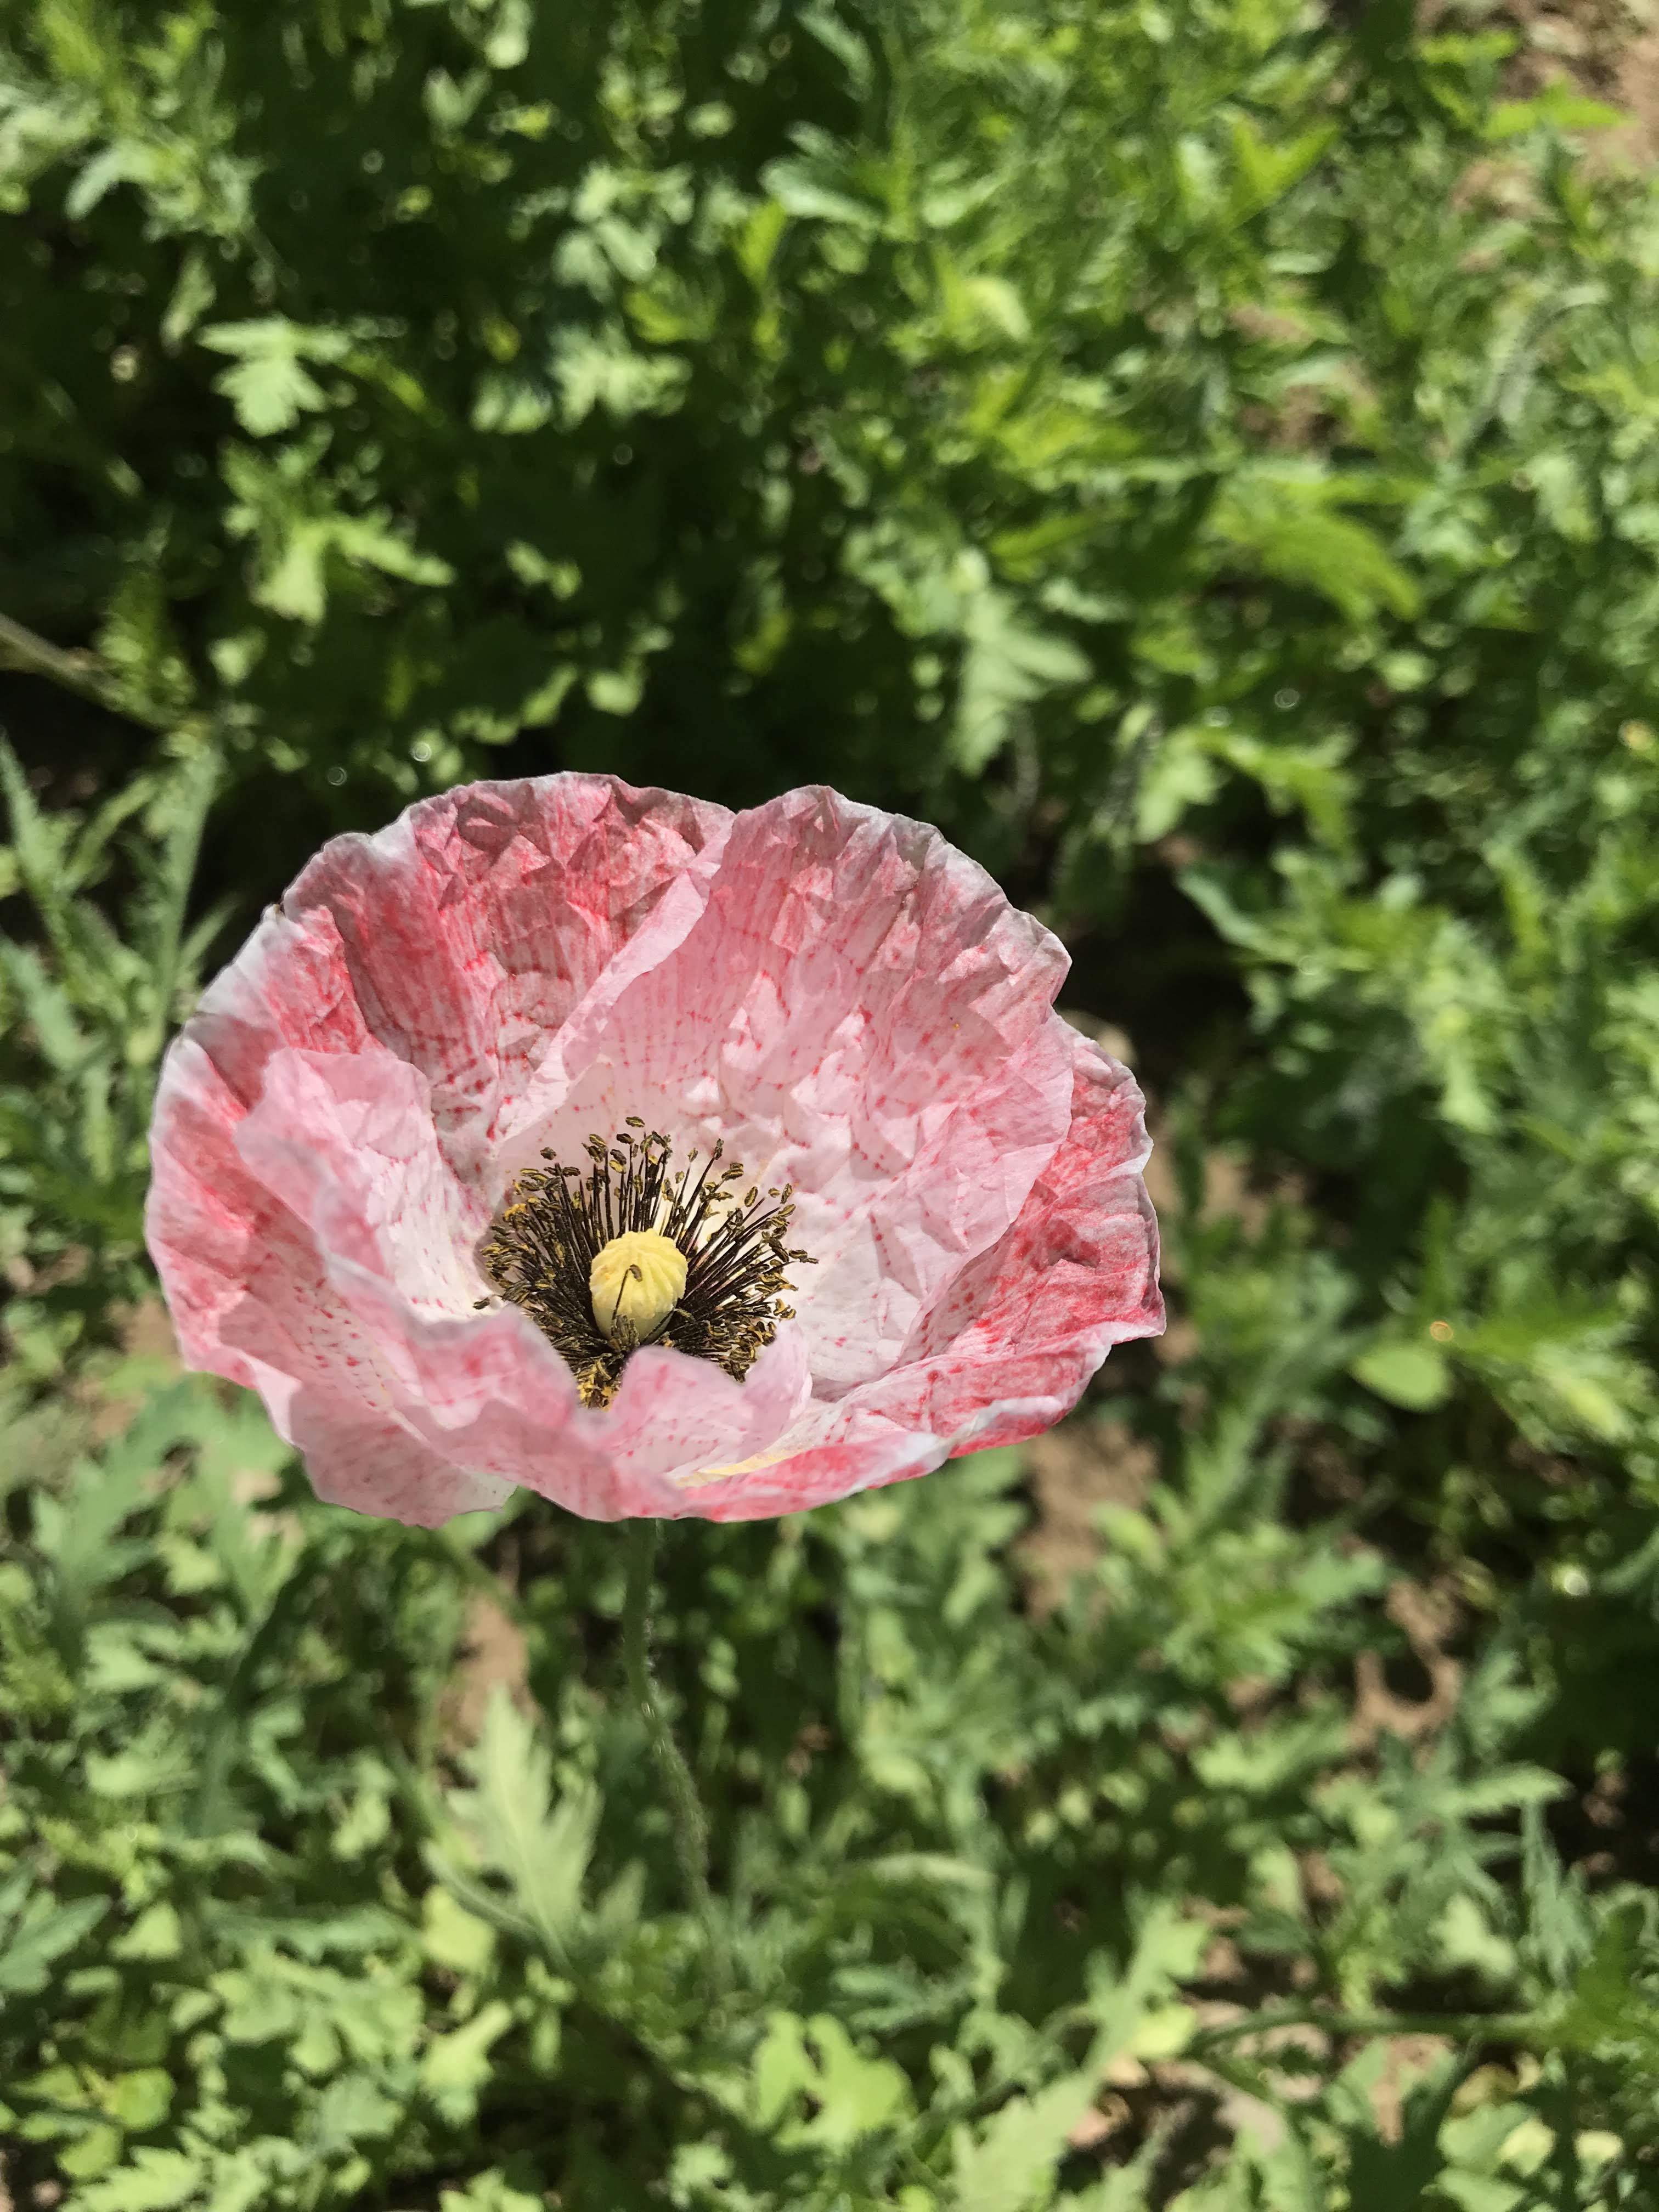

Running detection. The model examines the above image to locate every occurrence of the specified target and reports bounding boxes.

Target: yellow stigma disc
[589,1231,688,1345]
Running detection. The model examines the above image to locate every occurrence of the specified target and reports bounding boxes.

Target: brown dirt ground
[1433,0,1659,168]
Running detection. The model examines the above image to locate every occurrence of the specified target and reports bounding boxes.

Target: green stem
[621,1518,729,1993]
[0,610,138,720]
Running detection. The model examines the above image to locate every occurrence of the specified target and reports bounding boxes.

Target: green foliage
[3,0,1659,2203]
[0,0,1650,856]
[0,733,222,1368]
[4,1371,1652,2208]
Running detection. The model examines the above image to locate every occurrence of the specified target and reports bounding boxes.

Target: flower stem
[620,1518,728,1993]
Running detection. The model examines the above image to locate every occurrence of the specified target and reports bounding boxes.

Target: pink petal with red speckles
[146,774,1161,1526]
[508,787,1076,1392]
[176,774,730,1183]
[667,1028,1163,1521]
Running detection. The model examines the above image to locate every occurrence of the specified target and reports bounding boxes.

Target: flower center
[476,1121,815,1408]
[590,1229,687,1344]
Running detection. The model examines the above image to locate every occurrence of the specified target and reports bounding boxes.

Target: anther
[477,1123,810,1408]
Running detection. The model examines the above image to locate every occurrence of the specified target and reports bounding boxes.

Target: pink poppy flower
[145,776,1163,1525]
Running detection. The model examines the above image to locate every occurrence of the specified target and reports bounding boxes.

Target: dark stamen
[476,1125,815,1409]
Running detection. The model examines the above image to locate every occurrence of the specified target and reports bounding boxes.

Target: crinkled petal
[163,1035,808,1522]
[295,1400,513,1527]
[853,1028,1163,1443]
[518,786,1075,1393]
[579,1323,812,1495]
[147,773,1159,1529]
[319,1256,812,1519]
[143,1041,504,1528]
[145,777,751,1524]
[230,1048,483,1312]
[668,1030,1161,1520]
[174,775,730,1187]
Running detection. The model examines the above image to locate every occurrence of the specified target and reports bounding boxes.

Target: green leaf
[0,1892,108,1995]
[750,2012,913,2151]
[106,2069,175,2129]
[761,153,883,229]
[1210,473,1422,621]
[198,320,354,437]
[421,1886,497,1977]
[950,2069,1098,2212]
[111,1902,183,1962]
[442,1688,600,1961]
[952,593,1090,774]
[735,196,788,287]
[1351,1338,1453,1411]
[76,2148,203,2212]
[160,247,216,348]
[421,1999,515,2121]
[1226,113,1339,220]
[550,323,689,425]
[60,2124,126,2181]
[1487,85,1627,142]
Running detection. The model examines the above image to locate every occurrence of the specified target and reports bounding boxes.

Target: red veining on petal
[146,775,1160,1528]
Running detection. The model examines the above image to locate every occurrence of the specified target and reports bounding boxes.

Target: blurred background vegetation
[4,0,1659,2204]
